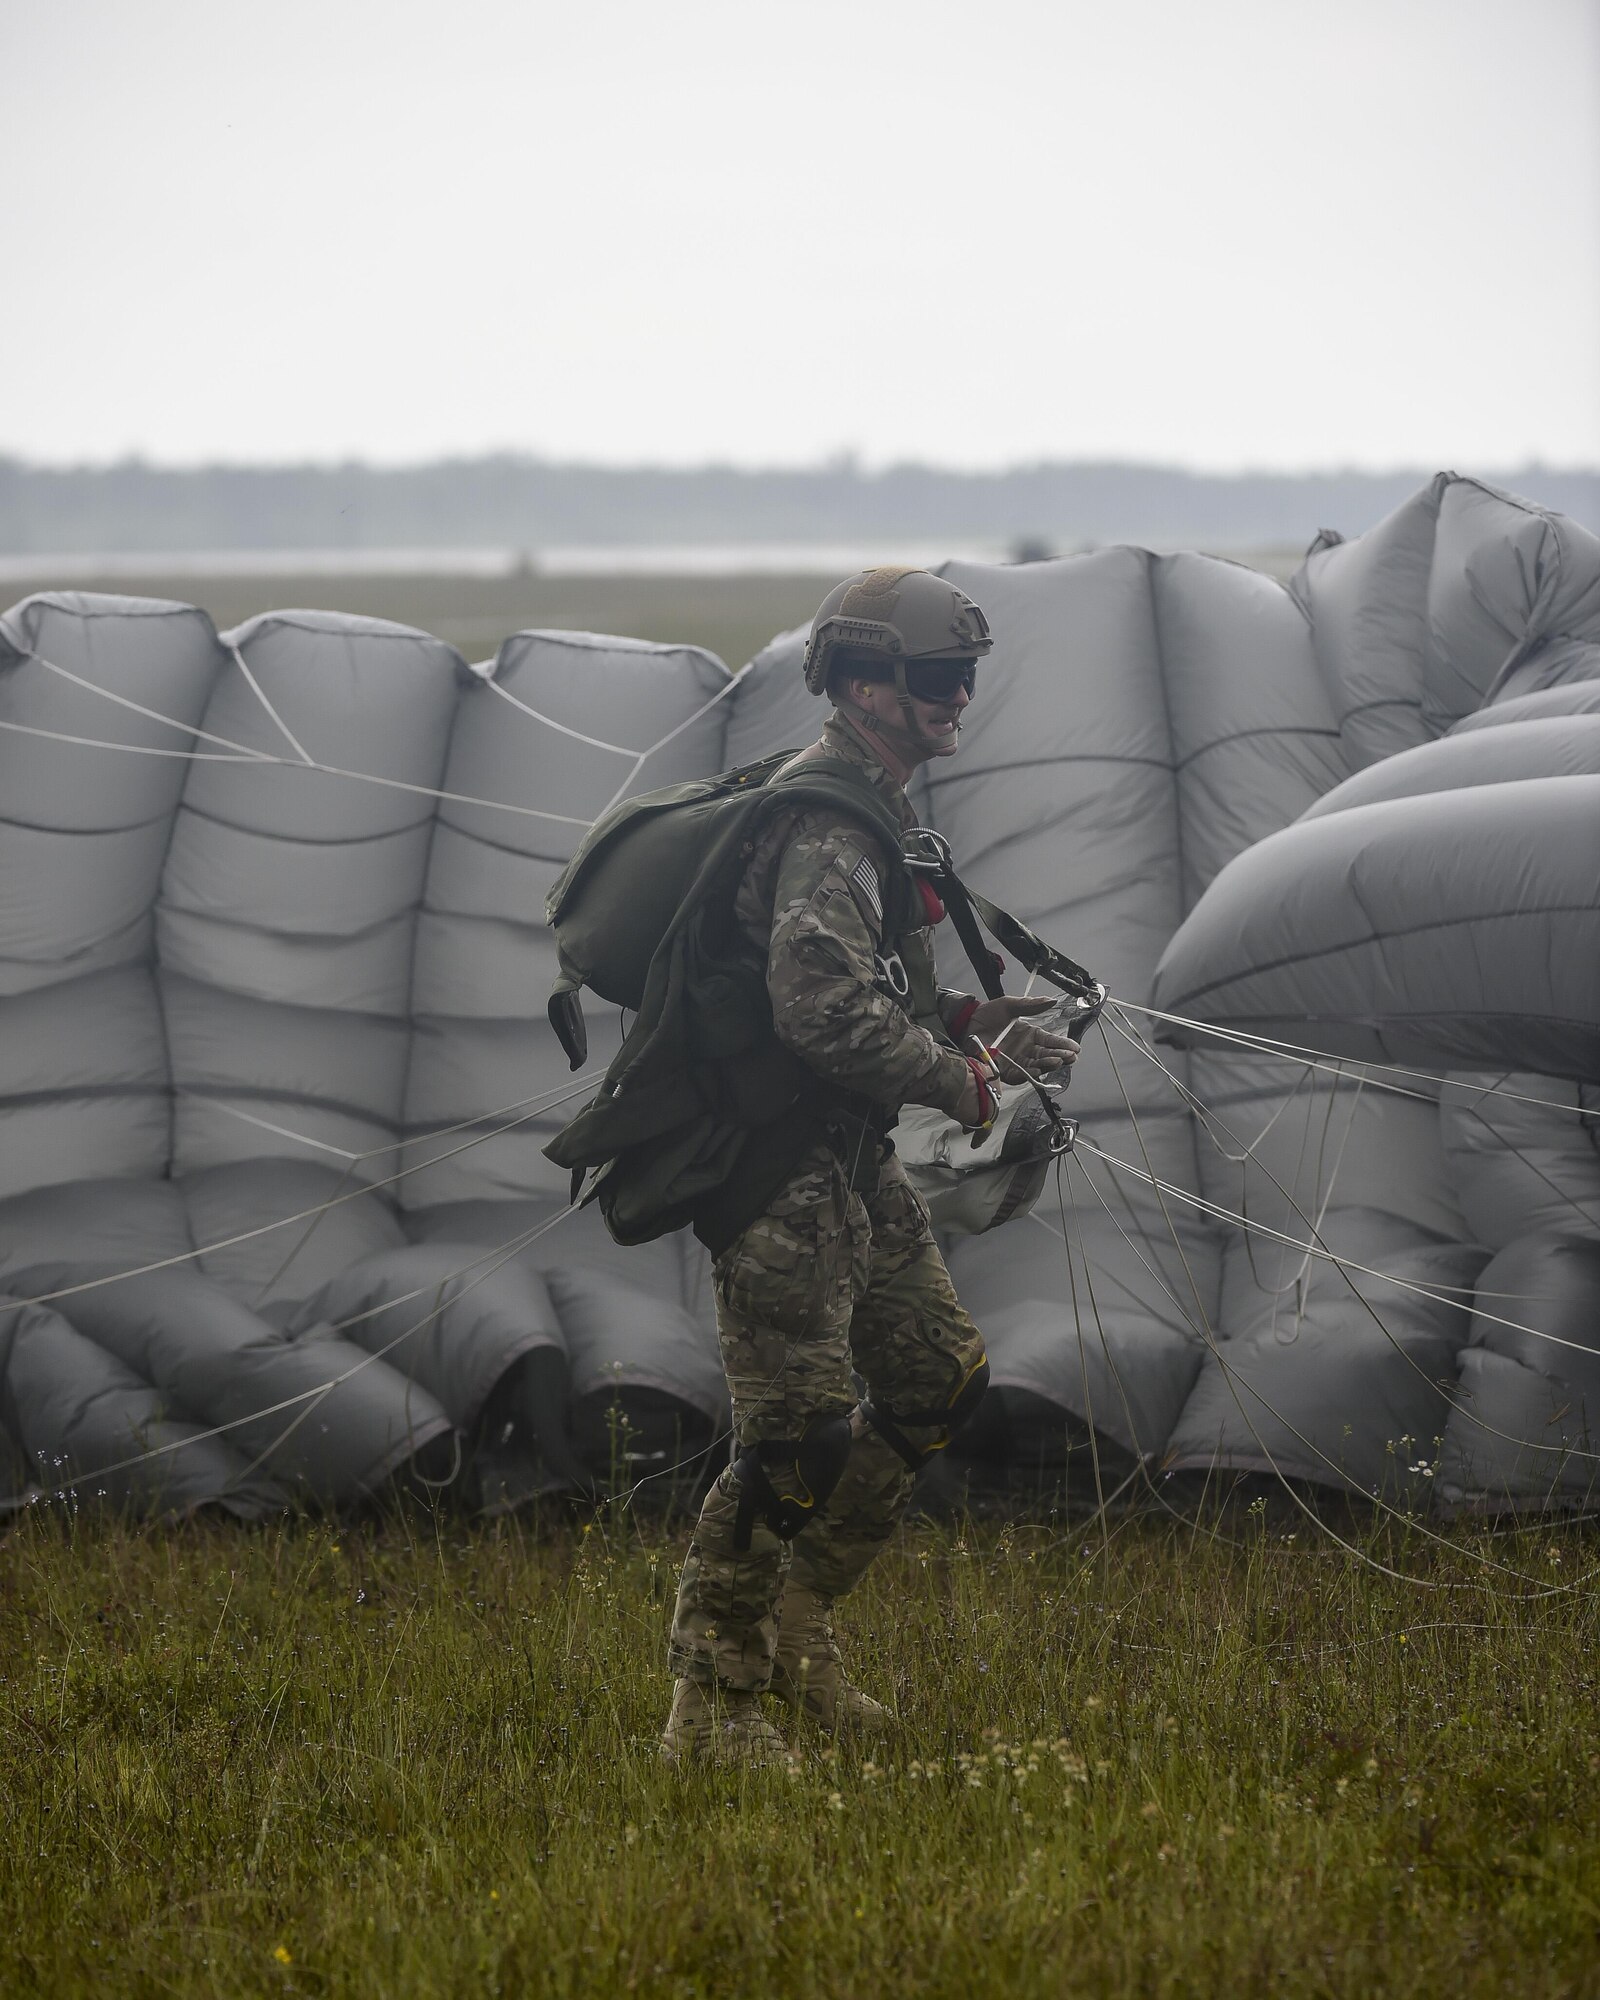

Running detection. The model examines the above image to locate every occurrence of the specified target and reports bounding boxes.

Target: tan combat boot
[660,1677,788,1766]
[770,1583,895,1736]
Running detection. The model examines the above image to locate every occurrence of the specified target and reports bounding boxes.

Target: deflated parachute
[0,472,1595,1522]
[0,597,736,1515]
[1151,475,1600,1512]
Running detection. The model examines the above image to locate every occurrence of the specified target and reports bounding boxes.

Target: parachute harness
[13,628,1600,1601]
[899,823,1104,1160]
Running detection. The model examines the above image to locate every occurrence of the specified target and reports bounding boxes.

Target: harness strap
[939,868,1007,1000]
[861,1357,992,1471]
[965,882,1103,1010]
[900,827,1103,1153]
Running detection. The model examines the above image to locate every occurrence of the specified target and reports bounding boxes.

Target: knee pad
[731,1411,854,1551]
[862,1354,991,1471]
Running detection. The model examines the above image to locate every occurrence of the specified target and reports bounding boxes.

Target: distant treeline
[1,454,1596,555]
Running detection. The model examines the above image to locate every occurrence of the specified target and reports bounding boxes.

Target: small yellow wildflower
[273,1945,293,1965]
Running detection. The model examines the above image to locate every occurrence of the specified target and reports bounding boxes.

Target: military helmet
[802,566,993,697]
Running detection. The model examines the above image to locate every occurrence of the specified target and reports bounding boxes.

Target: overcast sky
[6,0,1598,473]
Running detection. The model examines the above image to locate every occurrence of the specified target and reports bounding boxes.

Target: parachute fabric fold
[0,1296,286,1521]
[1,467,1596,1518]
[1152,759,1600,1079]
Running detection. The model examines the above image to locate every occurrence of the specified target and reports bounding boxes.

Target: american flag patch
[850,853,883,921]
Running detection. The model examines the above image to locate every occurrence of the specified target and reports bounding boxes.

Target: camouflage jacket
[733,714,974,1117]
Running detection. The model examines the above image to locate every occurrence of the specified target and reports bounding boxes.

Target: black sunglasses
[902,656,978,702]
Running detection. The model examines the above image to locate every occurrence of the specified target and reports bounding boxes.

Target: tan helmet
[801,566,993,696]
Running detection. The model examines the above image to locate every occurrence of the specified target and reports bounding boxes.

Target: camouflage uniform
[669,715,986,1690]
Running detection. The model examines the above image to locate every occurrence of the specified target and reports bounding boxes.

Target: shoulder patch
[850,852,883,921]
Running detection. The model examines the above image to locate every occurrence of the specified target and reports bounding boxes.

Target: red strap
[964,1056,998,1128]
[947,994,980,1038]
[916,878,946,926]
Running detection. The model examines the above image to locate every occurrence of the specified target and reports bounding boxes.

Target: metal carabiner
[1046,1112,1079,1158]
[875,949,912,1000]
[900,825,954,877]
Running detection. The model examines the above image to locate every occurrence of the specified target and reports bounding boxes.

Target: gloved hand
[966,994,1081,1084]
[953,1054,1002,1133]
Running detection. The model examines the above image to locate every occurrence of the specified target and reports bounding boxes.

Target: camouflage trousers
[668,1139,986,1690]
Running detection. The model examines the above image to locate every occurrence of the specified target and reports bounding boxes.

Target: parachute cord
[1027,1209,1197,1333]
[19,645,278,759]
[174,1092,366,1163]
[485,678,648,757]
[1010,1028,1600,1597]
[1244,1059,1327,1312]
[1115,998,1597,1120]
[593,663,753,818]
[412,1427,465,1495]
[224,641,314,765]
[7,1200,583,1511]
[1054,1148,1196,1557]
[0,719,258,763]
[3,640,755,828]
[0,714,594,827]
[1108,1005,1555,1299]
[1057,1149,1256,1557]
[1106,1008,1600,1379]
[1100,1013,1600,1472]
[1188,1057,1317,1169]
[1120,1006,1600,1257]
[1459,1075,1600,1232]
[1072,1076,1580,1596]
[239,1067,606,1305]
[11,1071,604,1312]
[251,1151,361,1306]
[1071,1129,1596,1362]
[1261,1062,1358,1339]
[233,1209,579,1507]
[1056,1150,1109,1568]
[1081,1130,1600,1598]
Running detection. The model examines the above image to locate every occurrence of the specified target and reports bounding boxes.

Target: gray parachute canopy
[0,472,1595,1521]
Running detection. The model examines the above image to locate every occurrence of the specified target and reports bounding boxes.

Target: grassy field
[2,545,1572,1995]
[6,1506,1599,2000]
[0,568,838,675]
[0,551,1304,672]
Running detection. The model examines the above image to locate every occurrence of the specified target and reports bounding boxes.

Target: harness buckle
[874,948,911,999]
[900,826,954,877]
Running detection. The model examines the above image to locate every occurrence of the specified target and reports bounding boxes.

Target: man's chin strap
[835,660,953,760]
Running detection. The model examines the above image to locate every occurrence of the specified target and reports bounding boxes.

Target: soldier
[663,566,1080,1763]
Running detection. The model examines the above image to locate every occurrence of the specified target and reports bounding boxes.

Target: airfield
[2,557,1596,2000]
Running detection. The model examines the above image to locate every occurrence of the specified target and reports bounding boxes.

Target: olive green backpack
[542,751,915,1248]
[542,749,1103,1251]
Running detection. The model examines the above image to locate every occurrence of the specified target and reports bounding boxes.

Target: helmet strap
[834,664,949,763]
[892,659,948,756]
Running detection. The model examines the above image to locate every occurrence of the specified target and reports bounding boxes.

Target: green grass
[1,552,1305,672]
[0,569,838,675]
[5,1508,1599,1999]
